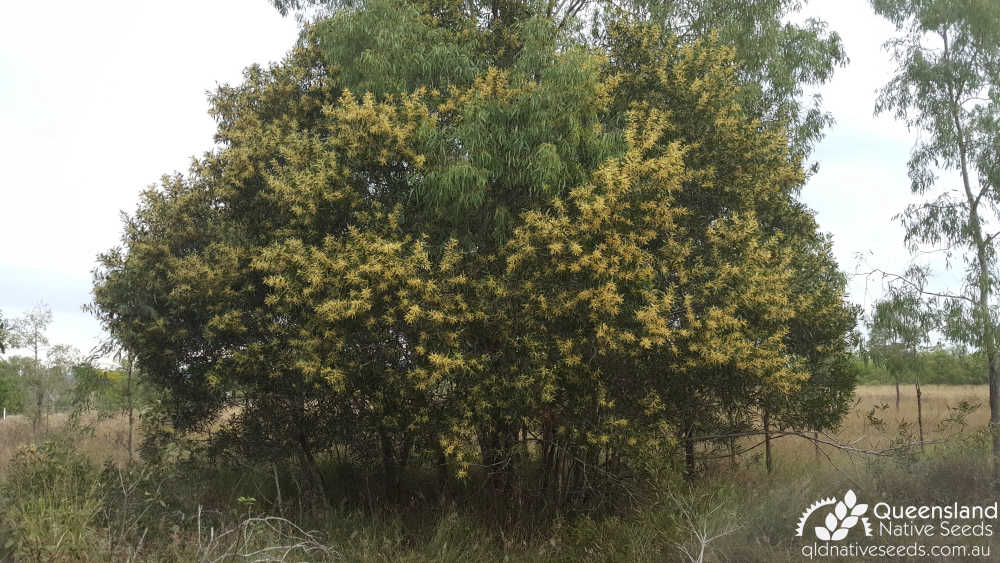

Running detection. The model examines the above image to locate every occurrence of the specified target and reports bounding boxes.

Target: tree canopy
[276,0,846,160]
[92,0,856,501]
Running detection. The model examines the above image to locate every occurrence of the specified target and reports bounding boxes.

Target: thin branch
[857,268,976,303]
[684,428,947,459]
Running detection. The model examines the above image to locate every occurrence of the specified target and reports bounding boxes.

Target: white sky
[0,0,966,358]
[1,1,300,357]
[797,0,965,316]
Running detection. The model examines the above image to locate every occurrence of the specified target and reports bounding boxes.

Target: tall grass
[0,386,994,562]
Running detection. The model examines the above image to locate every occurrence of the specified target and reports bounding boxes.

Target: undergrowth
[0,423,996,562]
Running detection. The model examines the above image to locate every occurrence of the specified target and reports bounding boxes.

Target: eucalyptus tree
[872,0,1000,482]
[0,311,9,354]
[869,290,936,447]
[12,304,52,365]
[38,345,78,430]
[869,285,935,408]
[10,304,53,432]
[70,349,150,463]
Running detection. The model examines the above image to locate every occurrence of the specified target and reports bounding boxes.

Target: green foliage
[10,304,52,362]
[278,0,847,162]
[0,359,26,413]
[599,0,847,163]
[70,358,153,421]
[92,0,855,504]
[6,304,74,430]
[865,289,937,397]
[872,0,1000,366]
[938,399,981,432]
[314,0,481,100]
[872,0,1000,479]
[69,364,117,414]
[855,348,988,385]
[0,436,101,562]
[0,350,76,427]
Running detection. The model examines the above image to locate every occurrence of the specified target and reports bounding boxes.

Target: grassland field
[0,385,995,562]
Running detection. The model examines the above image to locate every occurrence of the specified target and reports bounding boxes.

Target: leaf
[825,513,838,531]
[844,490,856,508]
[851,503,868,516]
[815,527,831,541]
[831,528,848,541]
[841,516,858,529]
[835,501,846,520]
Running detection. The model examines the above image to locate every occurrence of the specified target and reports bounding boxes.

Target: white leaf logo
[825,513,837,531]
[797,490,870,542]
[835,502,847,520]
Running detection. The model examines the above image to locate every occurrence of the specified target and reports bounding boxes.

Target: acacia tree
[872,0,1000,483]
[277,0,846,156]
[760,233,858,472]
[93,0,855,503]
[595,0,846,164]
[597,18,856,479]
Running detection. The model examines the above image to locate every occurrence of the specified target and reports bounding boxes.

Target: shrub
[0,436,102,562]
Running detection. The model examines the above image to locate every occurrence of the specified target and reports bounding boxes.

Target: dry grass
[0,412,134,472]
[0,386,993,562]
[0,415,36,470]
[841,384,988,440]
[744,385,990,475]
[0,386,990,477]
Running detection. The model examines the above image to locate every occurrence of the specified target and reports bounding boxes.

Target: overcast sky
[0,0,960,358]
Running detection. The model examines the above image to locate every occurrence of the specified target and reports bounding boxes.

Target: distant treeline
[854,349,987,386]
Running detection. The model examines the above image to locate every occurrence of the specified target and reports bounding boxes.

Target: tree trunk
[950,83,999,488]
[32,343,40,435]
[895,378,900,410]
[763,409,773,474]
[379,430,400,503]
[916,379,924,453]
[729,436,737,470]
[540,409,558,497]
[684,431,696,482]
[989,356,1000,488]
[433,438,449,497]
[127,354,134,464]
[477,423,515,505]
[34,391,42,434]
[297,433,328,511]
